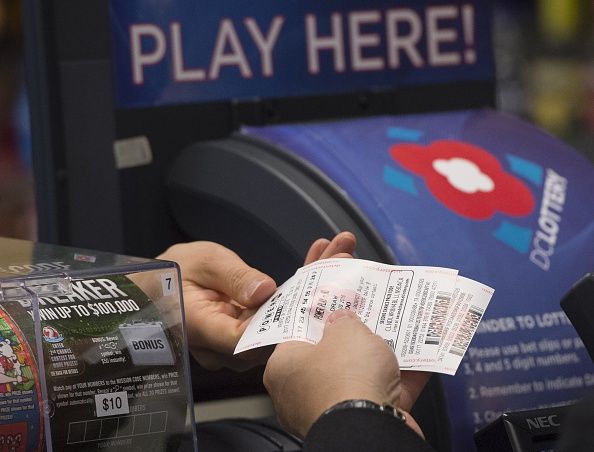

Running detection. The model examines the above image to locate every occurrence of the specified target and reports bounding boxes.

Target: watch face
[0,306,44,451]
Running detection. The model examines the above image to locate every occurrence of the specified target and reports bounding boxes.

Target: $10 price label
[95,391,130,417]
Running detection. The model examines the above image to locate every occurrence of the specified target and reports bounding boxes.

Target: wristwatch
[323,399,407,423]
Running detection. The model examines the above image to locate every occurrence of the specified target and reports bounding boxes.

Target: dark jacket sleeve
[302,407,436,451]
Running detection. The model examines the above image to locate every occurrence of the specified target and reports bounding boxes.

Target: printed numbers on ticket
[235,259,494,375]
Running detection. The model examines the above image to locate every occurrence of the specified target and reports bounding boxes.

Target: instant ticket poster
[0,307,43,451]
[1,274,190,452]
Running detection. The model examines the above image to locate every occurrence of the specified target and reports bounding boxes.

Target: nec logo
[526,415,561,430]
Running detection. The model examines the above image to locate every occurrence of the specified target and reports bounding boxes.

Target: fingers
[304,238,331,264]
[198,246,276,307]
[323,309,361,338]
[264,341,313,389]
[322,310,396,359]
[160,242,277,308]
[184,298,258,355]
[185,306,241,353]
[326,308,358,324]
[264,309,403,439]
[304,231,357,265]
[266,341,315,373]
[321,309,377,346]
[318,231,356,260]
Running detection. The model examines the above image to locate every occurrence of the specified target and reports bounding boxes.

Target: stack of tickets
[236,258,494,375]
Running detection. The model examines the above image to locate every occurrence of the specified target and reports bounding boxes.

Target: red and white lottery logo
[390,140,535,220]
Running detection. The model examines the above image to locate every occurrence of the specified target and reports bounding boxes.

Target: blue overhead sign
[109,0,494,107]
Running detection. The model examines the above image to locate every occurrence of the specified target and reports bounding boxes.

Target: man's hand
[264,310,401,437]
[264,309,424,438]
[157,232,356,371]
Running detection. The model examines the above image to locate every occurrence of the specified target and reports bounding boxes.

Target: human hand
[157,232,356,371]
[264,309,425,438]
[302,232,356,264]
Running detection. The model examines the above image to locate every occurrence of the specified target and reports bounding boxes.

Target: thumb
[326,309,359,325]
[322,309,367,340]
[179,242,277,307]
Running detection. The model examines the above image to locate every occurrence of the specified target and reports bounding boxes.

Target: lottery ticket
[422,276,494,374]
[235,258,494,374]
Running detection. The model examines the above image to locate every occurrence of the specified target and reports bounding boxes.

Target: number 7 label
[161,272,176,296]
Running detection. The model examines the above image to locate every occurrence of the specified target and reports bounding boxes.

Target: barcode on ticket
[425,292,451,345]
[449,306,485,356]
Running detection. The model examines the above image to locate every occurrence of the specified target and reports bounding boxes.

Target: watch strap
[323,399,406,423]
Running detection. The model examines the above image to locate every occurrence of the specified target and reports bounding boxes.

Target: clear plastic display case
[0,237,197,451]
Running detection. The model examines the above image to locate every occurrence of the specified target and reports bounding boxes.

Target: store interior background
[0,0,593,423]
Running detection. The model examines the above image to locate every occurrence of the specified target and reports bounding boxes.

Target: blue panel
[109,0,494,107]
[244,110,594,451]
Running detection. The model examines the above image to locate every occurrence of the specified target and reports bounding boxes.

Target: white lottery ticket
[423,276,494,374]
[235,258,493,374]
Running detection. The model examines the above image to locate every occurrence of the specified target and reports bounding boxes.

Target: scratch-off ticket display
[2,275,190,452]
[0,307,43,451]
